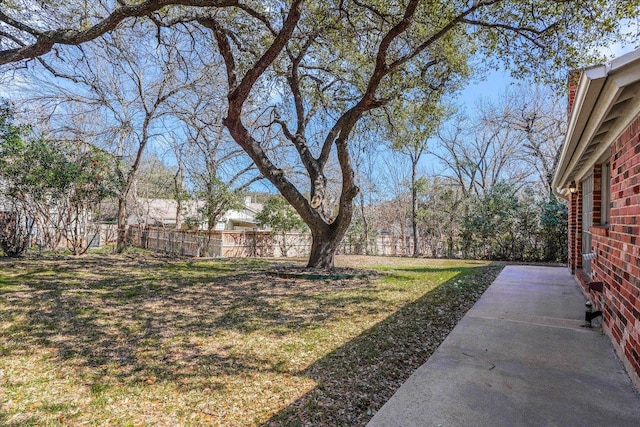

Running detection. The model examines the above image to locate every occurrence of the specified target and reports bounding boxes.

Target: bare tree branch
[0,0,238,65]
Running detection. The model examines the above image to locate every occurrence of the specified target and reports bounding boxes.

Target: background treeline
[347,86,568,262]
[1,1,635,267]
[0,15,570,263]
[1,83,568,262]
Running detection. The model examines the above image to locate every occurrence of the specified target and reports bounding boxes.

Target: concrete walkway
[368,265,640,427]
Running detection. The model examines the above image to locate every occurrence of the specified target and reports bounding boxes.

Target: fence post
[253,229,257,257]
[143,226,148,249]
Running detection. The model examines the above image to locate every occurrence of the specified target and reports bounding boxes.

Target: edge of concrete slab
[367,265,640,427]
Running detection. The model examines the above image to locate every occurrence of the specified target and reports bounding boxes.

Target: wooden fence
[127,225,437,259]
[127,226,312,258]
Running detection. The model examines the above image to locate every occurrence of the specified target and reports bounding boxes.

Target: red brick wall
[567,70,581,115]
[590,115,640,383]
[568,184,582,273]
[593,166,602,225]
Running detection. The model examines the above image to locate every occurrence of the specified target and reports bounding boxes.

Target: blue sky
[458,69,512,105]
[2,32,637,196]
[414,38,640,181]
[457,37,637,109]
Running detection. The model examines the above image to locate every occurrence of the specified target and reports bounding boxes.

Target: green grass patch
[0,254,502,426]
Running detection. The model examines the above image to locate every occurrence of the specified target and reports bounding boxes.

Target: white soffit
[553,48,640,193]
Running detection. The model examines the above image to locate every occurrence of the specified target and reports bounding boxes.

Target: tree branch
[0,10,42,37]
[0,0,238,65]
[226,0,304,112]
[198,18,237,91]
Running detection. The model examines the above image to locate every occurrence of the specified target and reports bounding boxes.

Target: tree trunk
[281,231,288,257]
[411,159,420,257]
[359,191,370,255]
[306,210,355,269]
[400,208,407,256]
[116,196,127,253]
[307,231,340,269]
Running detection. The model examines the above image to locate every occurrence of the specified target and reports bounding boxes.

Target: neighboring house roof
[129,198,204,225]
[130,197,264,229]
[217,197,263,229]
[553,48,640,198]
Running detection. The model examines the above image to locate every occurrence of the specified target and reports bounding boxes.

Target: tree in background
[0,100,31,256]
[1,1,638,266]
[388,99,453,257]
[417,177,464,258]
[422,84,571,261]
[378,151,413,255]
[60,145,119,254]
[349,121,385,255]
[170,89,261,230]
[433,110,529,198]
[125,154,184,227]
[256,195,306,258]
[0,101,118,255]
[461,181,519,259]
[485,86,569,261]
[0,210,32,257]
[480,85,567,195]
[540,196,568,262]
[10,22,205,252]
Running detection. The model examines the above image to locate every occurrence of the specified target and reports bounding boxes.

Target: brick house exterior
[553,49,640,389]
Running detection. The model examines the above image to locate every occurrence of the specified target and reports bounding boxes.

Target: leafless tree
[14,22,205,251]
[378,151,412,256]
[169,88,262,230]
[484,85,567,196]
[349,122,384,255]
[432,110,530,197]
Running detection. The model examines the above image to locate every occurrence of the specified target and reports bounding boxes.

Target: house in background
[553,48,640,388]
[128,196,263,231]
[128,197,196,228]
[216,197,263,231]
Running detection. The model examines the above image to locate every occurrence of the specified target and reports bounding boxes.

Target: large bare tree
[388,99,452,257]
[170,88,262,230]
[486,85,567,195]
[12,22,205,252]
[432,110,529,197]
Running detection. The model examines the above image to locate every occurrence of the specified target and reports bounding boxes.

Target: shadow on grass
[380,263,487,274]
[262,264,504,427]
[0,255,501,426]
[0,255,383,384]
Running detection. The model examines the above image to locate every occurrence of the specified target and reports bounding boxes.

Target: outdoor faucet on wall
[585,301,602,328]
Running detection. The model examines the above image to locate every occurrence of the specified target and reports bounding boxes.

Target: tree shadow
[0,255,385,388]
[262,264,503,426]
[0,255,500,425]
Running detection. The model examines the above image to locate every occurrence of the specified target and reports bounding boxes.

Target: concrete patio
[368,265,640,426]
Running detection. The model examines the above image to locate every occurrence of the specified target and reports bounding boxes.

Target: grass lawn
[0,254,502,426]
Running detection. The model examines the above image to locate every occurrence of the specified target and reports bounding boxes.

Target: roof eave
[552,66,607,198]
[553,48,640,199]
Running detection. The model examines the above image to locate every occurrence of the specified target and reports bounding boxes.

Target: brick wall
[589,115,640,384]
[568,184,582,274]
[567,69,581,115]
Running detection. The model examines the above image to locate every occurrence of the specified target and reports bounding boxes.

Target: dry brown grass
[0,253,501,426]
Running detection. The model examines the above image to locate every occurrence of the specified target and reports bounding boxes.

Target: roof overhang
[553,48,640,198]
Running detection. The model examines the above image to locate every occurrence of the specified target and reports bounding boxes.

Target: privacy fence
[127,226,311,258]
[127,226,419,258]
